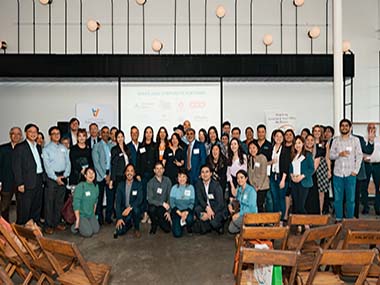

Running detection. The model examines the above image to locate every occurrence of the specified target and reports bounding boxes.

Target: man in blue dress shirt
[42,126,71,234]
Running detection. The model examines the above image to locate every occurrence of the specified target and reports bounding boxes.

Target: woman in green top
[71,167,100,237]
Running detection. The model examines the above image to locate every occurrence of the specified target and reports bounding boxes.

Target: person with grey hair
[0,127,23,221]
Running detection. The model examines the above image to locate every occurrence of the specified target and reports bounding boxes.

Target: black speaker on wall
[57,121,70,136]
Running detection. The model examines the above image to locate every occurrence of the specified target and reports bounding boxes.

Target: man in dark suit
[66,117,80,147]
[184,128,206,185]
[0,127,23,221]
[194,165,226,234]
[12,123,45,225]
[86,122,100,150]
[126,126,140,166]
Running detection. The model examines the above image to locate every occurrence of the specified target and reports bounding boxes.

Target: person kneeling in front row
[72,167,100,237]
[170,169,195,238]
[194,165,226,234]
[114,163,143,239]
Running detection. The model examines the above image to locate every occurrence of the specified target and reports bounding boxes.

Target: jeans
[148,204,171,233]
[115,207,142,236]
[269,173,287,219]
[333,175,356,220]
[170,208,194,238]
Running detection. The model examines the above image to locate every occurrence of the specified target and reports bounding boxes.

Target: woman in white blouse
[227,138,247,198]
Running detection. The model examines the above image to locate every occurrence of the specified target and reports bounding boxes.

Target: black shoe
[362,209,369,215]
[217,227,224,235]
[106,219,113,225]
[113,231,118,239]
[149,225,157,235]
[187,226,193,234]
[375,210,380,216]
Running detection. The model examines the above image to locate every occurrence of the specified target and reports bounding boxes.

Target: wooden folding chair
[0,223,41,285]
[38,236,111,285]
[11,224,74,284]
[0,265,14,285]
[288,223,341,271]
[299,248,377,285]
[236,248,299,285]
[287,214,330,250]
[340,230,380,279]
[235,212,281,247]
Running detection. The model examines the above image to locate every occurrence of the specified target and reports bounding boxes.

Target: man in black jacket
[194,165,226,234]
[12,123,45,225]
[0,127,22,221]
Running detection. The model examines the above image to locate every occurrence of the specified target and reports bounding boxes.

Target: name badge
[346,146,352,152]
[140,147,146,154]
[82,164,89,169]
[168,153,173,157]
[159,150,164,156]
[132,190,137,196]
[60,148,66,152]
[243,194,248,201]
[119,153,124,157]
[85,191,91,197]
[157,188,162,194]
[193,148,200,155]
[208,193,214,200]
[254,162,260,168]
[184,189,191,197]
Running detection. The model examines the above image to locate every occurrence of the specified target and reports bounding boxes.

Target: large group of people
[0,117,379,239]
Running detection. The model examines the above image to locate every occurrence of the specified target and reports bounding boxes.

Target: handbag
[61,193,76,224]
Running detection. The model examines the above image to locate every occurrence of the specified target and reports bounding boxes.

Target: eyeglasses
[51,132,60,135]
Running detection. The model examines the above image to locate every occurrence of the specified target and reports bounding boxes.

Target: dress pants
[147,204,171,233]
[0,186,15,221]
[363,162,380,214]
[115,207,141,236]
[291,182,309,214]
[45,179,66,228]
[16,174,43,225]
[96,179,114,224]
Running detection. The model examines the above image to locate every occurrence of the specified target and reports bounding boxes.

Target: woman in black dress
[163,133,184,185]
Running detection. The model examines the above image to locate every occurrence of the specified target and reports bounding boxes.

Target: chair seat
[298,271,345,285]
[58,261,111,285]
[32,253,73,275]
[341,264,380,278]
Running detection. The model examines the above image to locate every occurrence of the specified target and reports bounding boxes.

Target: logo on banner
[92,108,100,118]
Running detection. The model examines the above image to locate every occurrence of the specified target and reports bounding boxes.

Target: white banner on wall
[265,111,296,135]
[76,103,117,131]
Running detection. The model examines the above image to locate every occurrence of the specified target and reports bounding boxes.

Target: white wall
[0,81,118,144]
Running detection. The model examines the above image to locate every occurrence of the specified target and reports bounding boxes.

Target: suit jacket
[12,140,44,189]
[184,140,206,184]
[86,136,100,150]
[0,143,15,192]
[194,179,225,216]
[127,141,140,167]
[110,145,130,182]
[289,152,315,188]
[115,180,143,220]
[354,134,374,180]
[92,140,112,182]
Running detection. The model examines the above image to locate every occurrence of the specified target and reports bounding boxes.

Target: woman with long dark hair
[163,133,184,185]
[206,143,227,191]
[110,130,131,191]
[227,138,247,198]
[156,126,169,162]
[205,126,221,155]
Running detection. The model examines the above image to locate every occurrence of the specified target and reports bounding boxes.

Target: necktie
[93,139,96,147]
[187,143,191,170]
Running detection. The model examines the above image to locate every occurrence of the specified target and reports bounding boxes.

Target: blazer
[115,180,143,220]
[194,179,225,216]
[111,145,130,182]
[126,141,140,166]
[289,152,315,188]
[0,143,15,192]
[184,140,206,184]
[247,154,269,190]
[86,136,100,150]
[92,140,112,182]
[354,134,374,180]
[12,140,44,189]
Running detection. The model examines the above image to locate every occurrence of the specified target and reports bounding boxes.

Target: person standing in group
[220,133,230,158]
[126,126,140,167]
[194,165,226,234]
[110,130,131,191]
[256,124,272,162]
[227,138,247,199]
[156,127,169,162]
[330,119,363,221]
[110,127,118,146]
[231,127,248,154]
[163,133,184,185]
[198,129,208,146]
[228,170,257,234]
[136,126,158,223]
[69,128,93,188]
[0,127,22,221]
[269,130,291,219]
[362,123,379,215]
[290,136,314,215]
[206,144,227,192]
[222,121,231,137]
[72,167,99,237]
[92,126,113,225]
[42,126,71,234]
[243,127,254,149]
[170,169,195,238]
[184,128,206,185]
[36,132,45,148]
[247,141,269,213]
[12,123,45,225]
[205,126,221,155]
[86,123,100,150]
[114,163,143,239]
[66,117,80,147]
[147,162,172,234]
[283,129,295,220]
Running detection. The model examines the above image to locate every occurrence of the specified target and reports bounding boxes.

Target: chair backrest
[342,219,380,232]
[342,230,380,249]
[296,223,341,251]
[239,225,290,250]
[305,248,376,285]
[236,248,299,285]
[38,236,97,284]
[11,224,42,260]
[242,212,281,226]
[288,214,330,226]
